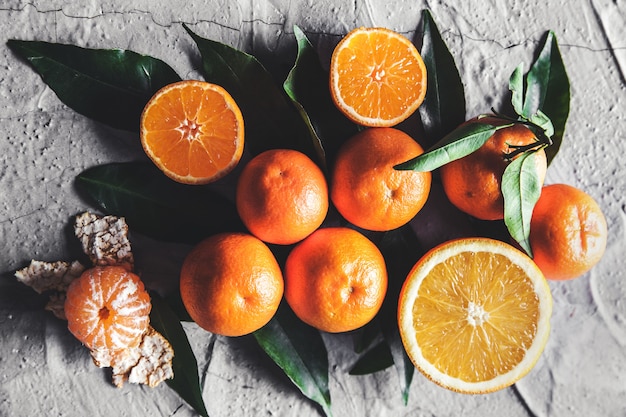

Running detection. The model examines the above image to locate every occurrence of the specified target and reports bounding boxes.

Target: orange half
[330,27,427,127]
[398,238,552,393]
[140,80,244,185]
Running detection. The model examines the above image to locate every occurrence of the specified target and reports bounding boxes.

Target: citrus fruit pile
[127,25,609,396]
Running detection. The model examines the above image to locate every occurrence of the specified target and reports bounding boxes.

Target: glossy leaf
[502,151,543,257]
[509,63,525,116]
[376,225,421,405]
[349,341,394,375]
[283,26,360,170]
[7,39,181,132]
[395,121,507,172]
[418,10,466,146]
[150,293,209,417]
[522,31,570,164]
[254,303,332,417]
[183,25,315,159]
[75,162,244,244]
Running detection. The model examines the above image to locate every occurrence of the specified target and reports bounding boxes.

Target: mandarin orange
[64,266,152,352]
[440,118,547,221]
[330,127,431,231]
[284,227,387,333]
[236,149,328,245]
[329,27,427,127]
[529,183,607,280]
[140,80,244,184]
[179,232,283,337]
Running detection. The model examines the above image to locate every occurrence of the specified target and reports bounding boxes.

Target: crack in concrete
[3,2,625,56]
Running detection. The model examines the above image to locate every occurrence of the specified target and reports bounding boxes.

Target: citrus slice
[140,80,244,184]
[329,27,427,127]
[398,238,552,393]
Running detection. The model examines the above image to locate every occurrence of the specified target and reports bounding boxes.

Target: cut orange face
[140,80,244,185]
[330,27,427,127]
[398,238,552,393]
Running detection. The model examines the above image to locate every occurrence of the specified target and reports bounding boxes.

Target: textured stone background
[1,1,625,416]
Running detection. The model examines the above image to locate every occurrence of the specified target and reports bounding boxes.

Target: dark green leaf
[75,162,245,244]
[150,293,209,417]
[7,39,181,132]
[183,25,316,159]
[394,121,506,172]
[509,63,525,117]
[522,31,570,164]
[376,225,421,405]
[349,341,394,375]
[283,26,360,170]
[352,319,383,354]
[502,151,543,257]
[418,10,466,146]
[254,303,332,417]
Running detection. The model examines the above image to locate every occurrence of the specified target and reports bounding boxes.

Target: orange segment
[140,80,244,184]
[398,238,552,393]
[330,27,427,127]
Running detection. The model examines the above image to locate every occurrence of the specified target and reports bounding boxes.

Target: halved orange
[398,238,552,393]
[329,27,427,127]
[140,80,244,184]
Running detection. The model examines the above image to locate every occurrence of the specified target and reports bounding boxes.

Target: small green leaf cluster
[7,9,570,417]
[396,30,570,258]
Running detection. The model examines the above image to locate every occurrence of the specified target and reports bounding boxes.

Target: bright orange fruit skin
[64,266,152,352]
[530,183,608,280]
[331,127,431,231]
[236,149,329,245]
[179,232,284,337]
[440,118,547,221]
[284,227,388,333]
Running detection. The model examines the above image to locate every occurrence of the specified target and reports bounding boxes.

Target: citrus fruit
[236,149,328,245]
[329,27,427,127]
[179,232,283,337]
[440,118,548,221]
[140,80,244,185]
[530,183,608,280]
[330,127,431,231]
[398,237,552,393]
[284,227,388,333]
[64,266,152,352]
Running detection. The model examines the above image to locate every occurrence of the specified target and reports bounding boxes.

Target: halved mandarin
[330,27,427,127]
[140,80,244,184]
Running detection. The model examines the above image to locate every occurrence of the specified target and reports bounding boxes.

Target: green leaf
[7,39,181,132]
[349,341,394,375]
[502,151,543,257]
[376,225,421,405]
[150,293,209,417]
[395,121,507,172]
[522,31,570,164]
[509,63,525,116]
[418,9,466,146]
[254,303,332,417]
[183,25,316,159]
[283,26,360,170]
[75,162,245,244]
